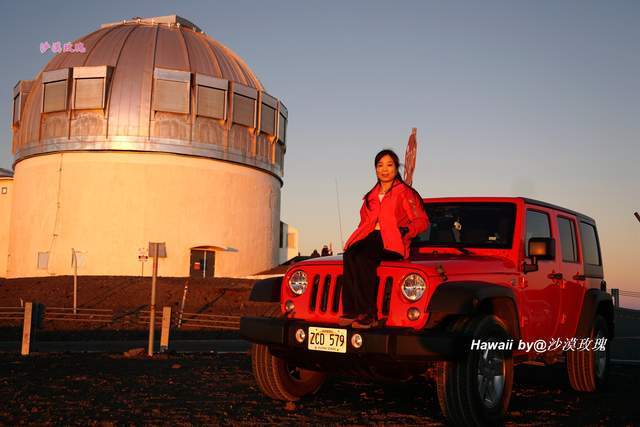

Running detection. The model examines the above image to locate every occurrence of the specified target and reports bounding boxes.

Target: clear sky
[1,1,638,307]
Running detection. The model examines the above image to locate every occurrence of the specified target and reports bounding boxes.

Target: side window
[233,93,256,127]
[580,222,601,266]
[43,79,68,113]
[525,210,550,257]
[557,217,578,263]
[197,85,226,119]
[153,68,191,114]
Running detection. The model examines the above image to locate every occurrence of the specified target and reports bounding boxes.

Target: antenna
[335,177,345,249]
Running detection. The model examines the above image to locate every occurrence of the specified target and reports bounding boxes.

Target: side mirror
[523,237,555,273]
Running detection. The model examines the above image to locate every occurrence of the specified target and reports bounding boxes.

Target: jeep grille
[381,277,393,315]
[306,273,393,316]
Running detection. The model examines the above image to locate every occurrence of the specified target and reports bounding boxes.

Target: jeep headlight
[401,274,426,301]
[288,270,308,296]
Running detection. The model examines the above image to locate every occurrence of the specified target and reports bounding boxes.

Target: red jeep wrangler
[241,197,614,425]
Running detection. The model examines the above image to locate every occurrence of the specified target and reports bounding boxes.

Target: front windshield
[412,202,516,249]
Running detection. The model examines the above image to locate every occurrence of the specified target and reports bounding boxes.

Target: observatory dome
[5,15,289,278]
[12,14,286,176]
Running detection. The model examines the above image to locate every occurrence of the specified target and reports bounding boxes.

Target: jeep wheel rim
[287,363,303,381]
[595,330,607,379]
[476,347,506,408]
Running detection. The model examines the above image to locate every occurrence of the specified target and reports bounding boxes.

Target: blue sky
[1,1,638,306]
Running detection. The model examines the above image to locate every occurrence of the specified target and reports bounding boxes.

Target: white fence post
[160,306,171,352]
[21,302,33,356]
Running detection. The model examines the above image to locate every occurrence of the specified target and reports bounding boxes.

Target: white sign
[148,242,167,258]
[71,249,86,268]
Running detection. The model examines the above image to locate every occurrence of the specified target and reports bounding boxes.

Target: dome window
[195,74,227,120]
[275,141,285,169]
[72,66,112,110]
[232,84,257,128]
[153,68,191,114]
[42,69,70,113]
[259,92,278,136]
[12,93,20,124]
[277,102,288,143]
[12,80,33,126]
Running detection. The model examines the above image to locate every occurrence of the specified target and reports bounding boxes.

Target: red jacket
[344,180,429,258]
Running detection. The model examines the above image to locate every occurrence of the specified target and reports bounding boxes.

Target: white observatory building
[3,15,291,278]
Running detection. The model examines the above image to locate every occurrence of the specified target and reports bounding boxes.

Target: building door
[190,249,215,278]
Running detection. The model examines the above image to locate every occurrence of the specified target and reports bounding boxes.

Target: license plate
[307,327,347,353]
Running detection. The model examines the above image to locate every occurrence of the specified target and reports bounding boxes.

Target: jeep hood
[293,253,517,278]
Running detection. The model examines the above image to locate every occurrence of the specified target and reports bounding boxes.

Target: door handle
[573,274,586,281]
[548,273,563,280]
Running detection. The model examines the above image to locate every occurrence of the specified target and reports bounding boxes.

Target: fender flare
[427,281,521,339]
[249,276,283,302]
[576,288,614,338]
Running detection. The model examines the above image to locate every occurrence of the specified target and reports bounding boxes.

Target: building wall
[286,225,299,262]
[0,178,13,277]
[279,223,299,264]
[6,151,281,278]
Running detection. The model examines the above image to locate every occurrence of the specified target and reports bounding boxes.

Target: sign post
[147,242,166,356]
[138,247,149,276]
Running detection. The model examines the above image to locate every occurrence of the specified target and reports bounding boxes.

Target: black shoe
[338,314,356,327]
[352,314,377,329]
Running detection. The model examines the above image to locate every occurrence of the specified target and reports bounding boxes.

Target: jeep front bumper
[240,316,469,361]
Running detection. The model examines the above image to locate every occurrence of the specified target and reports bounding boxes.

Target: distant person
[321,245,330,256]
[341,149,428,328]
[310,249,320,258]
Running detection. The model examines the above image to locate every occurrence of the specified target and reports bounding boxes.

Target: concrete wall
[6,152,281,278]
[279,224,299,264]
[0,178,13,277]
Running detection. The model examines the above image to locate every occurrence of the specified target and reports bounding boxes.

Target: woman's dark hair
[374,149,401,172]
[363,149,425,210]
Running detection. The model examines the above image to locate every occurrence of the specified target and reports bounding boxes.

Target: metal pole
[178,280,189,329]
[611,288,620,308]
[72,248,78,315]
[148,245,159,356]
[202,253,206,278]
[335,177,344,249]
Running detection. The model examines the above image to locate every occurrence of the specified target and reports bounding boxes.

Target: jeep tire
[436,315,514,426]
[567,315,610,392]
[251,343,327,401]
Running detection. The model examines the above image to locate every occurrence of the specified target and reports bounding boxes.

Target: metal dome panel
[11,15,286,179]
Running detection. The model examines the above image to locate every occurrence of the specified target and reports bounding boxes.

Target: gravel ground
[1,353,639,425]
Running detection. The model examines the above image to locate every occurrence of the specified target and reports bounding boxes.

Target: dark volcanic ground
[0,353,638,426]
[2,276,640,425]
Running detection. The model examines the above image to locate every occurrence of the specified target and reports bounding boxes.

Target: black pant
[342,231,403,317]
